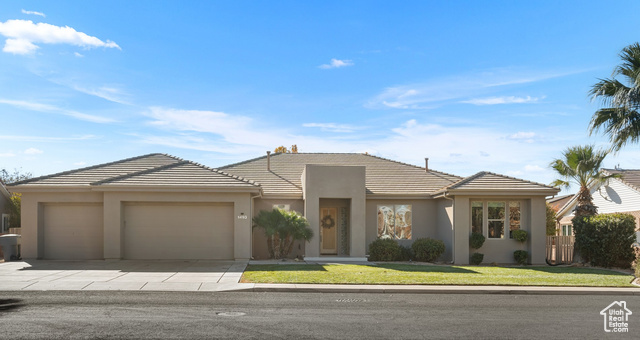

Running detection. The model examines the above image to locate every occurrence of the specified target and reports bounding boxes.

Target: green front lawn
[241,263,636,287]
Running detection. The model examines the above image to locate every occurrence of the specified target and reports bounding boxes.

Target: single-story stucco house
[8,152,558,264]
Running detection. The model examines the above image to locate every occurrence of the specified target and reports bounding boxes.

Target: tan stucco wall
[436,198,454,262]
[20,190,253,260]
[365,199,441,254]
[302,165,366,257]
[251,198,305,259]
[452,195,547,265]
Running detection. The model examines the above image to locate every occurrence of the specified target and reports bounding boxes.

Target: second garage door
[123,202,234,260]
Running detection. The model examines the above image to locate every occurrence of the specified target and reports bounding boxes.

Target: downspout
[442,191,455,264]
[250,191,263,260]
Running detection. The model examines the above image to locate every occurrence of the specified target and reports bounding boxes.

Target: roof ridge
[442,171,487,191]
[94,154,261,187]
[362,153,463,181]
[478,170,557,190]
[91,161,190,185]
[9,153,168,186]
[217,154,270,170]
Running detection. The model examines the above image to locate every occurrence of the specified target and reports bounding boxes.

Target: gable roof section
[219,153,462,197]
[557,168,640,217]
[436,171,558,195]
[10,153,259,191]
[602,169,640,192]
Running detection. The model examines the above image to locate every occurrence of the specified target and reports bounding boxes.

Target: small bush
[469,232,485,249]
[514,250,528,265]
[512,230,528,243]
[573,213,636,268]
[368,238,401,261]
[412,238,445,262]
[397,245,414,261]
[470,252,484,265]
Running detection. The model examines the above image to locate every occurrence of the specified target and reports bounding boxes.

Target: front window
[1,214,9,233]
[471,201,483,234]
[377,205,412,240]
[487,202,505,239]
[509,202,521,238]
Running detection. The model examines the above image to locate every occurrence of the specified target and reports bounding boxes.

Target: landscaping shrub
[470,252,484,265]
[573,213,636,268]
[397,245,414,261]
[633,245,640,278]
[514,250,528,265]
[368,238,401,261]
[511,230,528,243]
[412,238,445,262]
[469,232,485,249]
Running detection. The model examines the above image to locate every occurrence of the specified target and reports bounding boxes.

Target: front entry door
[320,207,337,255]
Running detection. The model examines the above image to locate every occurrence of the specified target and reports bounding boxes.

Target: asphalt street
[0,291,638,339]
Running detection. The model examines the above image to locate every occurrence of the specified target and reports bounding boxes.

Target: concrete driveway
[0,260,251,292]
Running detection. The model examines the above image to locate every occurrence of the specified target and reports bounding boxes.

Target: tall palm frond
[589,42,640,152]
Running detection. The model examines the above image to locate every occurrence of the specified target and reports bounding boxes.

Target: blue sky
[1,1,640,193]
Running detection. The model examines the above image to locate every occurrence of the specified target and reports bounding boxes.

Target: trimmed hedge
[412,238,445,262]
[514,250,528,265]
[511,230,528,243]
[469,232,485,249]
[368,238,401,261]
[470,252,484,265]
[573,213,636,268]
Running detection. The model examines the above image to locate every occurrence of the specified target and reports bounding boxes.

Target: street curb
[238,284,640,295]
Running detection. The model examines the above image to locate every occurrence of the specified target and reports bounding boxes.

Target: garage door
[123,202,234,260]
[43,203,104,260]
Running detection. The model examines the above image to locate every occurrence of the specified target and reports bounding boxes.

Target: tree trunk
[574,186,598,217]
[267,235,275,259]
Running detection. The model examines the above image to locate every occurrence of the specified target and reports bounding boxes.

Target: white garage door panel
[44,204,104,260]
[124,203,234,260]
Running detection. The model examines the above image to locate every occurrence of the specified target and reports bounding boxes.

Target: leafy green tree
[589,42,640,152]
[549,145,617,217]
[1,168,31,229]
[252,208,313,259]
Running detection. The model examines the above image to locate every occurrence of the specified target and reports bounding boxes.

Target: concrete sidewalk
[1,260,639,295]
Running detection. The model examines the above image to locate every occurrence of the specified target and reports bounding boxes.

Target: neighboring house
[8,153,558,264]
[546,194,574,236]
[556,169,640,240]
[0,180,11,234]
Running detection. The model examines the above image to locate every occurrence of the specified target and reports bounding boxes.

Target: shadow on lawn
[514,266,632,277]
[245,264,328,272]
[376,264,478,274]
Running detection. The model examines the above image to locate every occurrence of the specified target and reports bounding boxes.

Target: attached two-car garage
[41,202,234,260]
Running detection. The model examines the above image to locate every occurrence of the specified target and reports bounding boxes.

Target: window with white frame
[471,200,523,240]
[1,214,9,233]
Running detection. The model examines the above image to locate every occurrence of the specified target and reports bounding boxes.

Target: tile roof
[602,169,640,192]
[10,154,259,189]
[219,153,462,196]
[437,171,558,193]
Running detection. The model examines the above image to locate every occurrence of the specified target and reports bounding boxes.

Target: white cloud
[462,95,543,105]
[318,58,354,69]
[71,85,130,104]
[0,135,97,142]
[21,10,46,17]
[0,152,16,157]
[367,68,579,110]
[24,147,43,155]
[0,98,115,123]
[74,52,84,57]
[0,19,120,55]
[302,123,361,133]
[524,164,545,172]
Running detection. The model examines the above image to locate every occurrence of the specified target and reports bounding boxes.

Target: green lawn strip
[241,263,635,287]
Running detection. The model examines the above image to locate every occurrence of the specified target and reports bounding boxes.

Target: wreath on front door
[321,215,335,229]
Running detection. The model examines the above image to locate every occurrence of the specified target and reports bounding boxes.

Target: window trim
[470,200,524,241]
[1,213,9,233]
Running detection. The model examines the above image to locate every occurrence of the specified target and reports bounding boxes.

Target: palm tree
[589,42,640,152]
[549,145,617,217]
[252,208,313,259]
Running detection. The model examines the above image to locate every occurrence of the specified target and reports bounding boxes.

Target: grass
[241,263,636,287]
